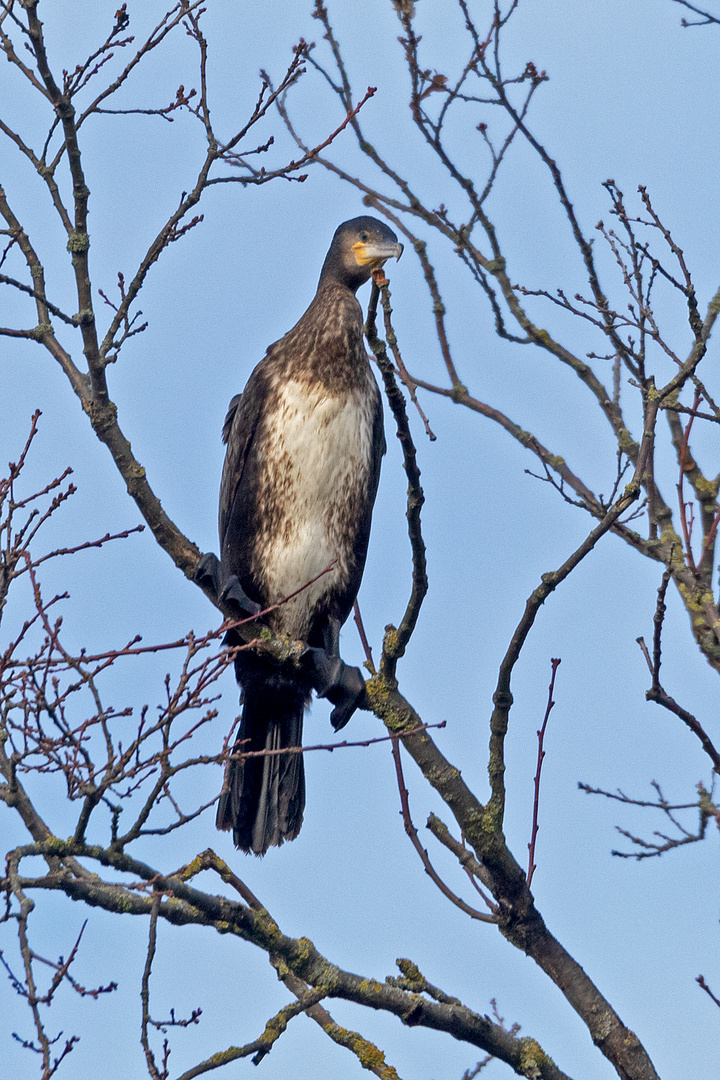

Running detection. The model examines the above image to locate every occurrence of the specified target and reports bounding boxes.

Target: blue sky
[2,2,719,1078]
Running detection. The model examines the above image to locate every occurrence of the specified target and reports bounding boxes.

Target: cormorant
[198,216,403,854]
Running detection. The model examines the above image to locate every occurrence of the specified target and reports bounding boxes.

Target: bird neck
[267,281,368,392]
[317,253,372,294]
[308,279,364,337]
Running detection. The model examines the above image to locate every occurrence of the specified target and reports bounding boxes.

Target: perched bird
[197,216,403,854]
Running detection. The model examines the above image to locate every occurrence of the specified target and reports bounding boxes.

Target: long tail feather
[216,679,307,855]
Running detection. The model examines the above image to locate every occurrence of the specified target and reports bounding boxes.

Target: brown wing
[218,380,264,549]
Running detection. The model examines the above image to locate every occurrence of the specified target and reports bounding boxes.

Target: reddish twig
[425,814,498,913]
[390,739,497,922]
[23,921,116,1003]
[221,559,339,633]
[3,410,42,479]
[527,658,561,889]
[31,525,145,567]
[697,975,720,1009]
[210,83,378,187]
[228,721,447,762]
[353,599,375,672]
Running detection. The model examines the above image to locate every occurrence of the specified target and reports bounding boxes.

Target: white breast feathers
[255,376,377,637]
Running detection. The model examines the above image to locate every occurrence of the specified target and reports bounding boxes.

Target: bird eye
[360,232,369,242]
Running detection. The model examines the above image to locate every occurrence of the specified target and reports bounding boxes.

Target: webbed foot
[220,574,262,619]
[195,552,222,597]
[194,554,262,619]
[307,646,366,731]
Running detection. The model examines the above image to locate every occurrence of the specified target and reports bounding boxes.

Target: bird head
[319,216,403,293]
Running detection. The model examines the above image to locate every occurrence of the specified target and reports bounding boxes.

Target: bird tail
[216,674,307,855]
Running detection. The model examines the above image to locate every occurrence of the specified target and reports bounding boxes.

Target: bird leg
[198,558,364,727]
[195,553,262,619]
[195,552,222,596]
[306,617,366,731]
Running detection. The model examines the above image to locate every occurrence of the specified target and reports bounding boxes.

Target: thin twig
[390,739,497,923]
[353,599,375,673]
[365,276,428,679]
[527,659,561,889]
[697,975,720,1009]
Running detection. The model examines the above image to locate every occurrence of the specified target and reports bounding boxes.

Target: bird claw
[195,553,262,618]
[328,667,366,731]
[307,647,365,731]
[220,575,262,618]
[195,552,222,594]
[199,559,364,727]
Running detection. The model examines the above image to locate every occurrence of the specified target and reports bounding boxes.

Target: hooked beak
[352,240,404,269]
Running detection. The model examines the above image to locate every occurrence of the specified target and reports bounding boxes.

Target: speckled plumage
[219,280,383,643]
[214,217,401,854]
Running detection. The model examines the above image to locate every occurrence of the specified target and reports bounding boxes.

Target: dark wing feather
[218,381,264,549]
[364,385,386,538]
[372,389,387,482]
